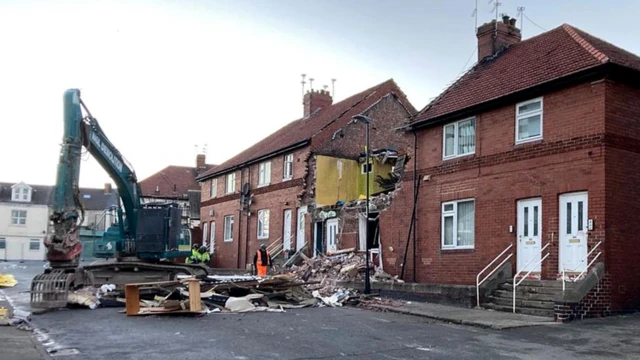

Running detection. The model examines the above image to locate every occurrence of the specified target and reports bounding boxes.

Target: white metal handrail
[562,241,602,291]
[476,243,514,307]
[266,237,284,258]
[513,242,550,313]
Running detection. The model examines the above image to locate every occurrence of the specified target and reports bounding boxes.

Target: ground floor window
[224,215,234,242]
[441,199,475,249]
[29,239,40,251]
[0,238,5,249]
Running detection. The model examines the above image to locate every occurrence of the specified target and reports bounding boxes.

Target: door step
[483,302,555,318]
[483,280,566,318]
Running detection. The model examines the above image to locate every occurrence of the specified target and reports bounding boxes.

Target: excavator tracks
[30,261,213,309]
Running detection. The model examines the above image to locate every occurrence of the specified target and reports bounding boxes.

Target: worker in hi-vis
[253,243,272,277]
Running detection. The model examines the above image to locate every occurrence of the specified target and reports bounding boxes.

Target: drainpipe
[244,167,252,271]
[236,169,243,269]
[412,131,418,283]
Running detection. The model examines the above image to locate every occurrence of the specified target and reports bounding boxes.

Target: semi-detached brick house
[380,16,640,319]
[197,80,415,269]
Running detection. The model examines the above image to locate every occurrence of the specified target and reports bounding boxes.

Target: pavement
[1,290,50,360]
[2,261,640,359]
[366,301,557,330]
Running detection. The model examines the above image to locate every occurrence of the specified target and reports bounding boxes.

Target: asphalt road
[2,261,640,360]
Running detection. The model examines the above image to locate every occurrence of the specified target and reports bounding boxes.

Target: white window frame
[11,186,31,202]
[515,97,543,144]
[11,210,27,225]
[223,215,234,242]
[226,173,236,194]
[360,162,373,174]
[210,179,217,198]
[209,221,215,254]
[257,209,270,239]
[441,199,475,250]
[29,239,40,251]
[443,117,476,160]
[283,154,294,181]
[258,161,271,187]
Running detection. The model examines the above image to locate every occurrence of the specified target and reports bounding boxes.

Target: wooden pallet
[125,278,204,316]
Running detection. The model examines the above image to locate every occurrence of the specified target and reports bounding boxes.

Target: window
[224,215,234,242]
[257,210,270,239]
[209,221,215,252]
[11,210,27,225]
[283,154,293,180]
[210,179,217,198]
[443,118,476,159]
[516,97,543,143]
[0,238,5,249]
[11,186,31,202]
[441,199,475,249]
[29,239,40,251]
[361,162,373,174]
[258,161,271,187]
[226,173,236,194]
[202,222,208,245]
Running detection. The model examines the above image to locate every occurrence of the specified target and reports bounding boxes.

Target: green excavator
[30,89,213,309]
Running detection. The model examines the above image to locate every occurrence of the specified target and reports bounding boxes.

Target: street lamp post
[352,115,372,295]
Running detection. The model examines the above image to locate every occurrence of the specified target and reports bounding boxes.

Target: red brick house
[380,17,640,318]
[197,80,414,269]
[139,154,216,246]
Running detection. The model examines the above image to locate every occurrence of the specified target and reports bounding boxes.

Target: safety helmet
[199,245,207,253]
[260,243,267,250]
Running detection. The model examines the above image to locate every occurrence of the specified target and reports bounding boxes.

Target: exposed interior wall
[315,155,359,206]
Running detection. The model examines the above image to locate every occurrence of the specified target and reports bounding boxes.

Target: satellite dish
[242,183,250,196]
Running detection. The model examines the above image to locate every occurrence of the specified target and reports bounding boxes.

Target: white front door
[209,221,215,255]
[517,198,542,272]
[559,192,588,273]
[326,219,339,253]
[283,210,292,251]
[296,206,307,250]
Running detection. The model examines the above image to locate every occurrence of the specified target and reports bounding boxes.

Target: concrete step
[517,280,567,288]
[491,290,556,302]
[483,302,555,318]
[498,283,563,295]
[487,295,554,310]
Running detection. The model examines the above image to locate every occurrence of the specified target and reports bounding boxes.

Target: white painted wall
[0,203,49,261]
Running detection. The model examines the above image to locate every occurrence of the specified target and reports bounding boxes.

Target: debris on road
[0,273,18,288]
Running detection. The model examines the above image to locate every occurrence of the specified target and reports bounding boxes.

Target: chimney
[196,154,206,169]
[303,89,333,117]
[104,183,112,195]
[476,15,521,62]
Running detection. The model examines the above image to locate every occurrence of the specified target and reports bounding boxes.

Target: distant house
[138,155,216,248]
[0,182,118,261]
[197,80,415,269]
[380,16,640,319]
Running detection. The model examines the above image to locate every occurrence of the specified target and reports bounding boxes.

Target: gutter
[406,63,612,132]
[196,139,310,181]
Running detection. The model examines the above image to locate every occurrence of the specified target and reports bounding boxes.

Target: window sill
[223,239,233,243]
[282,177,292,182]
[442,152,475,162]
[440,247,475,254]
[257,183,270,188]
[515,137,543,146]
[257,236,269,240]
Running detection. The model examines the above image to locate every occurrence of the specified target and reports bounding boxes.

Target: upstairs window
[443,118,476,159]
[11,210,27,225]
[11,185,31,202]
[516,98,543,143]
[283,154,294,181]
[258,161,271,187]
[210,179,217,198]
[226,173,236,194]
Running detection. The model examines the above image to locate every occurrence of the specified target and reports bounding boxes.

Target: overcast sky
[1,0,639,189]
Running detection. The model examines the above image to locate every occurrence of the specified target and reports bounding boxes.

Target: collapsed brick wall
[555,274,612,322]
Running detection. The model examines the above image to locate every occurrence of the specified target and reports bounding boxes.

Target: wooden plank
[125,280,183,288]
[125,285,140,316]
[187,279,201,312]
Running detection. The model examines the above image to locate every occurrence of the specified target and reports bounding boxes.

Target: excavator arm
[45,89,141,267]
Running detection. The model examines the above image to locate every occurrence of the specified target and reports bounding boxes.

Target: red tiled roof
[413,24,640,124]
[140,164,215,199]
[198,79,415,179]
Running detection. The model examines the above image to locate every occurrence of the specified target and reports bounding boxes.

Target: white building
[0,182,51,261]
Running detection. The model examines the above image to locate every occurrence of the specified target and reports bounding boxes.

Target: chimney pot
[509,18,517,26]
[502,15,510,24]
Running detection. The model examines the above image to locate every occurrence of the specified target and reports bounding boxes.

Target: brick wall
[555,274,612,322]
[380,80,608,284]
[604,80,640,312]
